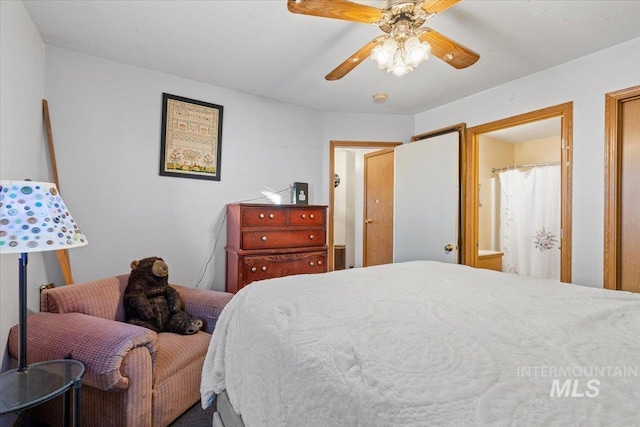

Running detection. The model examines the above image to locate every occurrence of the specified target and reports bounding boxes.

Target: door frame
[604,85,640,290]
[329,140,402,271]
[411,123,468,265]
[465,102,573,282]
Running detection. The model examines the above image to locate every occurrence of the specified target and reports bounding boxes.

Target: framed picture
[159,93,223,181]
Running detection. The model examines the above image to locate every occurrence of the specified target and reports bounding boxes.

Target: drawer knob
[261,236,267,241]
[309,262,315,266]
[269,213,274,219]
[261,266,267,271]
[309,235,315,240]
[301,214,306,219]
[310,214,315,219]
[317,260,322,265]
[251,267,257,272]
[259,213,265,219]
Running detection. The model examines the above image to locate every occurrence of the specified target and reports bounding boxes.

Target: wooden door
[394,131,460,263]
[605,86,640,292]
[620,97,640,292]
[611,96,640,291]
[363,149,395,266]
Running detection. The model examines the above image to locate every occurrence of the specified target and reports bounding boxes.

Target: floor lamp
[0,180,87,371]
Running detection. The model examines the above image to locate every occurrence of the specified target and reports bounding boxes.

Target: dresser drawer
[288,208,326,226]
[226,203,328,293]
[241,207,287,227]
[242,229,326,249]
[243,251,327,284]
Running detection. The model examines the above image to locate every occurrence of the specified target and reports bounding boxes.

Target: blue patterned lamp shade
[0,180,87,254]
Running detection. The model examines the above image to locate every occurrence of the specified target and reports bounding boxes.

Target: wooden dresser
[225,203,328,293]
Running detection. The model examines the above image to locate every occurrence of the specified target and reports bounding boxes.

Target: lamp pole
[18,252,28,371]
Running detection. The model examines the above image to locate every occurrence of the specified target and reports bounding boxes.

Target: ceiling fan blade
[419,27,479,69]
[421,0,461,15]
[288,0,382,24]
[325,36,387,81]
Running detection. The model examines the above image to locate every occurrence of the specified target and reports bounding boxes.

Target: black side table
[0,360,84,427]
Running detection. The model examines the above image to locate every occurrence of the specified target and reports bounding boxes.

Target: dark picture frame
[159,93,223,181]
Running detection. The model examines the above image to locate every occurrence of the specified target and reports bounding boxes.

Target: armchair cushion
[153,331,211,386]
[173,285,233,333]
[8,312,157,391]
[41,275,129,321]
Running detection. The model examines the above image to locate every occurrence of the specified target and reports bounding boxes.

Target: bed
[200,261,640,426]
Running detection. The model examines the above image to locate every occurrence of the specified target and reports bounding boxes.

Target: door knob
[444,244,454,252]
[364,218,373,224]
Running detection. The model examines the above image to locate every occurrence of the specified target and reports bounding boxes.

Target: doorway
[329,140,402,271]
[604,85,640,292]
[466,102,573,282]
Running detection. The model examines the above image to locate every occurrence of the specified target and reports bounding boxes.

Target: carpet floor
[169,400,216,427]
[13,399,216,427]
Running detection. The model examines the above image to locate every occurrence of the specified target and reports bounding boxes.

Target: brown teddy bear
[123,257,203,335]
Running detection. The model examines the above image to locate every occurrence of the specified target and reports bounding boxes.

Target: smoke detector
[373,93,388,103]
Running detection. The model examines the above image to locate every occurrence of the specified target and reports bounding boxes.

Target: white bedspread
[201,261,640,426]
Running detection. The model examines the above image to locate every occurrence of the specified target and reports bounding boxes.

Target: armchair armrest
[172,285,233,334]
[8,312,157,392]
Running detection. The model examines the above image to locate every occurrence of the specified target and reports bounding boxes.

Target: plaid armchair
[7,274,233,427]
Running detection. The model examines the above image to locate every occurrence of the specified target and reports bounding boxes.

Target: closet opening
[465,102,573,282]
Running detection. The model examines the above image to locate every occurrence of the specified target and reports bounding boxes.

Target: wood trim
[412,123,466,142]
[461,124,476,268]
[329,140,402,271]
[411,123,468,265]
[604,85,640,290]
[561,104,574,284]
[43,99,75,285]
[466,102,573,282]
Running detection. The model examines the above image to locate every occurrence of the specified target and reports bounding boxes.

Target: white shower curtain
[499,165,561,280]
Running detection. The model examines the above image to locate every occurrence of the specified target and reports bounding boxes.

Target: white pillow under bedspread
[201,261,640,426]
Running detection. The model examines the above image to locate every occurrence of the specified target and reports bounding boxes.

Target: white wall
[0,2,47,423]
[334,150,347,245]
[415,37,640,288]
[44,46,325,291]
[321,112,414,204]
[344,151,356,268]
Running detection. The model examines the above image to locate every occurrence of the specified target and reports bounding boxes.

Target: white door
[394,132,459,263]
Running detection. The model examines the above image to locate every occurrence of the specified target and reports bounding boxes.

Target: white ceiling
[23,0,640,115]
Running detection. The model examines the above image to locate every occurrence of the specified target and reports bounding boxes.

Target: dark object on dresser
[225,203,328,293]
[291,182,309,204]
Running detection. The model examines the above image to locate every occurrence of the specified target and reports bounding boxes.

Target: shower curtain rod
[491,161,560,174]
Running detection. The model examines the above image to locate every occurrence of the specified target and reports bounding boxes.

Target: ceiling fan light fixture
[372,38,398,68]
[390,50,410,76]
[289,0,480,81]
[370,27,432,77]
[405,37,431,66]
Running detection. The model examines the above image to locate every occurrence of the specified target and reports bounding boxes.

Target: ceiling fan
[287,0,480,80]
